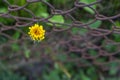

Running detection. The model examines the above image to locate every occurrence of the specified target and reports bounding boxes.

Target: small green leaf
[12,31,20,39]
[80,0,96,14]
[35,5,49,18]
[11,43,19,52]
[96,57,107,62]
[24,49,30,58]
[32,2,49,18]
[104,44,117,52]
[14,0,26,6]
[0,36,7,44]
[56,54,67,61]
[88,49,97,56]
[44,70,60,80]
[90,20,102,29]
[113,34,120,42]
[49,15,64,23]
[115,21,120,28]
[108,62,118,75]
[0,7,7,13]
[72,28,88,35]
[80,71,91,80]
[54,63,59,69]
[20,0,26,6]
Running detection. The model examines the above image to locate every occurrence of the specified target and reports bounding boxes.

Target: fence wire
[0,0,120,72]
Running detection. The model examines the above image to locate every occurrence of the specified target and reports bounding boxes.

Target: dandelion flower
[28,24,45,41]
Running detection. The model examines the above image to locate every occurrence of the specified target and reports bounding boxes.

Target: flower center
[34,29,40,35]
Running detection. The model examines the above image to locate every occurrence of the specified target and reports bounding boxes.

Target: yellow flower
[28,24,45,41]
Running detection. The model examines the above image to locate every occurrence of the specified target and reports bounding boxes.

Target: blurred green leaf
[113,34,120,42]
[0,17,15,25]
[11,43,19,52]
[12,32,20,51]
[96,57,107,62]
[12,31,20,39]
[72,28,88,35]
[115,21,120,28]
[48,15,64,27]
[34,2,49,18]
[0,36,7,44]
[88,49,97,56]
[9,0,26,6]
[20,0,26,6]
[79,70,91,80]
[80,0,96,14]
[0,7,7,13]
[56,54,67,62]
[24,49,30,58]
[44,70,60,80]
[104,44,117,53]
[86,67,98,80]
[109,62,118,75]
[52,0,66,5]
[54,63,59,69]
[0,65,26,80]
[90,20,102,29]
[49,15,64,23]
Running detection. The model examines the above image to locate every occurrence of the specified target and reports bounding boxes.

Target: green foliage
[71,20,101,35]
[47,14,65,28]
[87,49,98,56]
[24,49,31,58]
[8,0,26,6]
[0,17,15,25]
[43,70,61,80]
[0,71,26,80]
[80,0,96,14]
[0,7,7,13]
[79,70,91,80]
[23,45,31,58]
[29,2,49,18]
[12,31,20,39]
[104,44,117,53]
[49,15,64,23]
[115,21,120,28]
[113,33,120,42]
[56,54,67,62]
[0,62,26,80]
[11,31,20,52]
[72,28,88,35]
[48,15,65,27]
[11,43,20,52]
[86,67,98,80]
[109,62,118,75]
[90,20,102,29]
[0,36,7,44]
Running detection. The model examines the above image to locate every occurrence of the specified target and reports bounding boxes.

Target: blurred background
[0,0,120,80]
